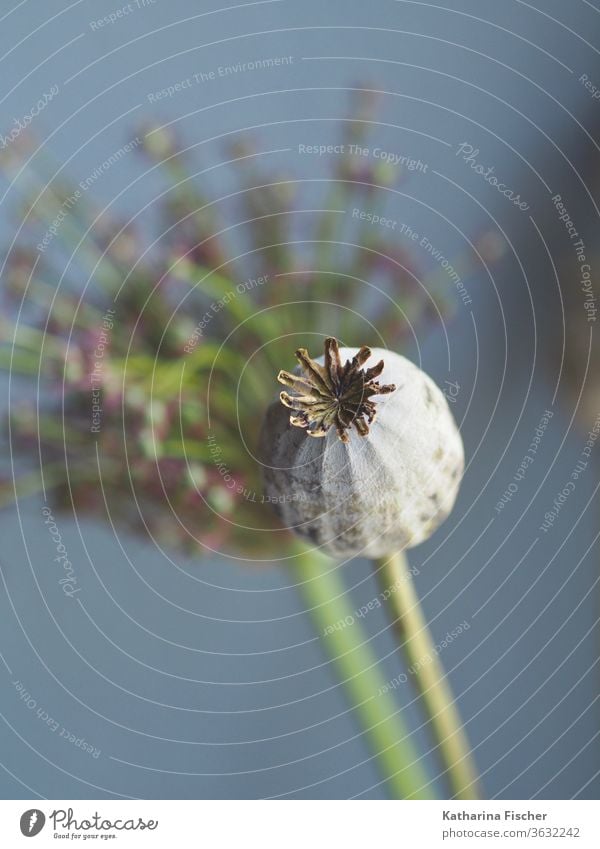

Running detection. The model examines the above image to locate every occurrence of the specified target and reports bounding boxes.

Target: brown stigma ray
[277,338,396,443]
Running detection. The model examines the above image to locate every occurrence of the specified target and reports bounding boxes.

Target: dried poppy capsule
[260,338,464,557]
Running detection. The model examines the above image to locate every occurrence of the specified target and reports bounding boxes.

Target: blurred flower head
[0,91,492,561]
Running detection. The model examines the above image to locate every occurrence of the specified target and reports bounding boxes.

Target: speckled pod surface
[260,347,464,558]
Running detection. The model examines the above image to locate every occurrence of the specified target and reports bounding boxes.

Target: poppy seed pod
[260,338,464,557]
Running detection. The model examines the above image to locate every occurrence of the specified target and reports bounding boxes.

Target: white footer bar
[0,799,598,848]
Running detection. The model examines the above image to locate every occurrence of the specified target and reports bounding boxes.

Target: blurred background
[0,0,599,799]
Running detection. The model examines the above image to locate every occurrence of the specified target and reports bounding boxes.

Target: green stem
[0,460,108,508]
[375,550,481,800]
[293,545,434,799]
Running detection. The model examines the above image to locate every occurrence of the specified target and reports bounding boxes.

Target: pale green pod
[260,341,464,558]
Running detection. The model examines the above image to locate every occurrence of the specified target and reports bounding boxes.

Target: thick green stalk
[293,545,434,799]
[375,550,481,800]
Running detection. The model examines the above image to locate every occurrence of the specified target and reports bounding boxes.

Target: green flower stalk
[293,544,433,799]
[376,550,480,799]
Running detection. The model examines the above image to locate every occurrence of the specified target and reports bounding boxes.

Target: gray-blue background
[0,0,598,799]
